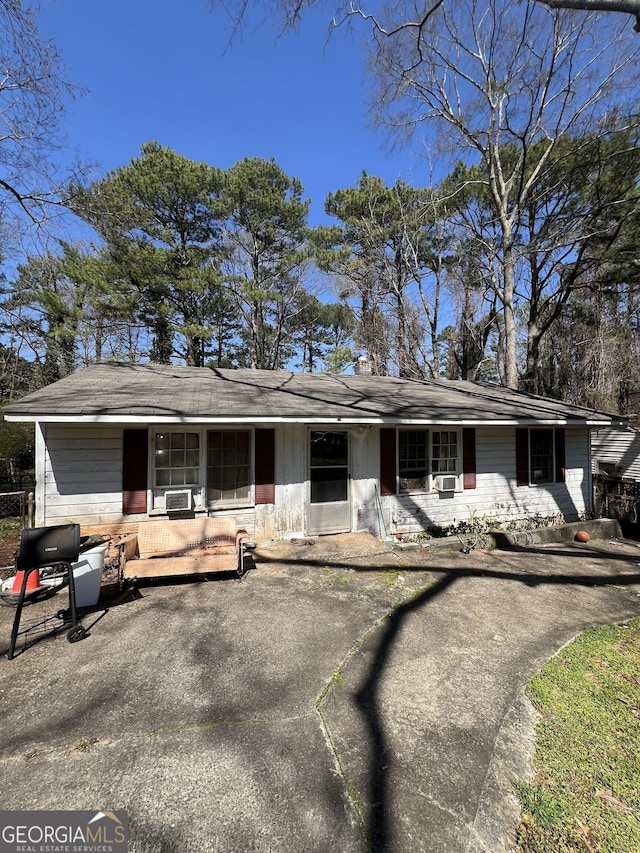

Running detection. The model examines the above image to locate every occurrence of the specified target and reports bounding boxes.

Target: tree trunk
[502,240,519,388]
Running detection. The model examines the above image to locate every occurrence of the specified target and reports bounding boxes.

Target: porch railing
[594,474,640,523]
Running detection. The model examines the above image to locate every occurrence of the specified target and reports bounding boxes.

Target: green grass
[378,568,402,588]
[0,517,20,539]
[320,567,353,587]
[74,737,98,752]
[516,619,640,852]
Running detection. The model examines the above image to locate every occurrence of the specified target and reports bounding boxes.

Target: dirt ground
[0,526,20,577]
[0,525,122,586]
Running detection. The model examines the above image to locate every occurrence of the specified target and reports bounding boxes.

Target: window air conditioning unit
[434,475,457,493]
[165,488,192,512]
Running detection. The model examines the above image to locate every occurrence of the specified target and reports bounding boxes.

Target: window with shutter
[516,428,566,486]
[207,429,252,506]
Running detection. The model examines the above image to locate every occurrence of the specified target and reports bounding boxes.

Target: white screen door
[306,430,351,535]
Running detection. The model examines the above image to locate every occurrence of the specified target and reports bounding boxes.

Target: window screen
[207,430,251,504]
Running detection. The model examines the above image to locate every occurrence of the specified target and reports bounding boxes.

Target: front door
[306,430,351,535]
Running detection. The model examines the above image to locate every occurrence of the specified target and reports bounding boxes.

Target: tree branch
[534,0,640,31]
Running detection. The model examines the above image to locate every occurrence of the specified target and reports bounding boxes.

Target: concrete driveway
[1,532,639,852]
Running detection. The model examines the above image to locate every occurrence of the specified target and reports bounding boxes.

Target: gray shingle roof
[2,361,625,426]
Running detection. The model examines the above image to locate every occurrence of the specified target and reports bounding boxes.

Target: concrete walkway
[1,534,639,852]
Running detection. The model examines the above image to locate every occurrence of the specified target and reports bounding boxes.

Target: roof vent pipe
[355,355,373,376]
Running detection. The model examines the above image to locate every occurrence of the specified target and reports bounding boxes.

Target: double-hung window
[397,429,461,493]
[529,429,554,484]
[207,429,251,506]
[432,431,458,475]
[516,427,566,486]
[152,428,255,510]
[381,427,474,496]
[399,430,428,492]
[154,431,200,487]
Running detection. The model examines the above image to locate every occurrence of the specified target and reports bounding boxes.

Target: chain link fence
[0,490,34,529]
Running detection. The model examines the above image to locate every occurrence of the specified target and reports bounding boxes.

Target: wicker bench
[123,517,248,580]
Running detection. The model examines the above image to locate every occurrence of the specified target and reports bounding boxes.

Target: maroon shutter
[462,428,476,489]
[380,428,397,496]
[255,428,275,505]
[122,429,149,514]
[515,428,529,487]
[555,427,566,483]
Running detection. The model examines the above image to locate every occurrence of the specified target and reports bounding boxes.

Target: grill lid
[18,524,81,569]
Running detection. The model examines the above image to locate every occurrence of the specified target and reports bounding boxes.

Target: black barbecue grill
[6,523,86,660]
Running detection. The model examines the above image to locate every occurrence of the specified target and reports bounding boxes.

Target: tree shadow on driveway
[257,545,640,851]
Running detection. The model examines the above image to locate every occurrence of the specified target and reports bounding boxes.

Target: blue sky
[38,0,428,226]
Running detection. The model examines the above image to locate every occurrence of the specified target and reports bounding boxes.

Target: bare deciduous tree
[369,0,638,387]
[534,0,640,31]
[212,0,640,34]
[0,0,81,248]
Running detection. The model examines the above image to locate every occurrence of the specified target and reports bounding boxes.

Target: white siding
[591,427,640,481]
[380,426,589,536]
[36,421,592,540]
[350,426,382,535]
[273,423,306,538]
[41,424,124,526]
[39,424,261,533]
[270,424,387,539]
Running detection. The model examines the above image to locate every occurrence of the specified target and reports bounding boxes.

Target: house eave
[3,413,624,427]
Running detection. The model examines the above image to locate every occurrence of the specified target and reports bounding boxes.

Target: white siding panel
[591,427,640,481]
[43,425,124,526]
[254,504,275,541]
[274,424,306,537]
[351,427,383,535]
[46,459,121,476]
[45,476,121,498]
[49,435,121,449]
[47,448,122,464]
